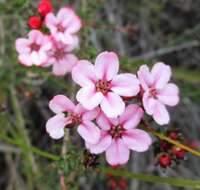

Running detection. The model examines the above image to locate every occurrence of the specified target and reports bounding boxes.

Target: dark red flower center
[57,24,65,33]
[149,87,157,98]
[30,43,40,51]
[69,113,82,125]
[54,48,66,60]
[96,80,111,94]
[109,125,125,139]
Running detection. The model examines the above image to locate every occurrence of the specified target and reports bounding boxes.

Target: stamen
[30,43,40,51]
[109,125,125,139]
[96,80,111,94]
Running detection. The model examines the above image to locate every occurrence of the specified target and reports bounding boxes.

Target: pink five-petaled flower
[43,37,78,76]
[45,7,81,44]
[137,62,180,125]
[72,51,140,118]
[46,95,100,144]
[86,104,152,166]
[15,30,52,66]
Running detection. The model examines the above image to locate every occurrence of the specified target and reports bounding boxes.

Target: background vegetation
[0,0,200,189]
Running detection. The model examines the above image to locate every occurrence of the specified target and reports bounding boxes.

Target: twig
[134,40,199,60]
[142,120,200,157]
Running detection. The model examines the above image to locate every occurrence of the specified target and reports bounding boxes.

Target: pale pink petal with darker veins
[95,51,119,81]
[142,91,157,115]
[46,114,71,139]
[100,92,125,118]
[77,121,100,144]
[76,85,104,110]
[157,83,179,106]
[137,65,153,90]
[49,95,75,113]
[122,129,152,152]
[111,73,140,97]
[153,101,170,125]
[15,38,30,54]
[119,104,144,129]
[82,107,100,121]
[151,62,171,90]
[106,139,130,166]
[52,54,77,76]
[96,112,112,130]
[72,60,97,87]
[86,131,112,154]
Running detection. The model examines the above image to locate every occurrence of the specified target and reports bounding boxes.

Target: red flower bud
[159,154,171,168]
[169,131,179,140]
[38,0,53,17]
[110,179,118,189]
[172,146,185,159]
[28,16,42,29]
[118,178,128,189]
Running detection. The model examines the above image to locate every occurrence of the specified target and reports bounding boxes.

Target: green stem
[0,133,60,161]
[1,133,200,189]
[142,120,200,158]
[100,167,200,189]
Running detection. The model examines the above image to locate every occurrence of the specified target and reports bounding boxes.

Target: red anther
[28,16,42,29]
[38,0,53,17]
[159,154,171,168]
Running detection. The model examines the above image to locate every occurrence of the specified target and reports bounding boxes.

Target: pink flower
[137,62,180,125]
[46,95,100,144]
[86,104,151,166]
[45,7,81,44]
[15,30,52,66]
[43,37,78,76]
[72,51,140,118]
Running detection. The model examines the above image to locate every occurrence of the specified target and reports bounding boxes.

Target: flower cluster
[15,2,180,166]
[46,51,179,166]
[15,1,81,76]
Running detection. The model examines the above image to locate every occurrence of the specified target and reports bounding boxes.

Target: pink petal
[45,13,57,28]
[15,38,30,54]
[46,114,70,139]
[142,91,157,115]
[151,62,171,89]
[153,101,170,125]
[18,54,33,67]
[57,7,72,22]
[95,51,119,81]
[30,51,46,66]
[101,92,125,118]
[64,35,79,52]
[72,60,97,87]
[77,121,100,144]
[76,86,104,110]
[61,8,82,33]
[86,131,112,154]
[49,95,75,113]
[96,112,112,130]
[52,54,78,76]
[137,65,153,90]
[119,104,144,129]
[82,107,100,121]
[106,139,130,166]
[157,83,180,106]
[28,30,43,43]
[122,129,152,152]
[111,73,140,97]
